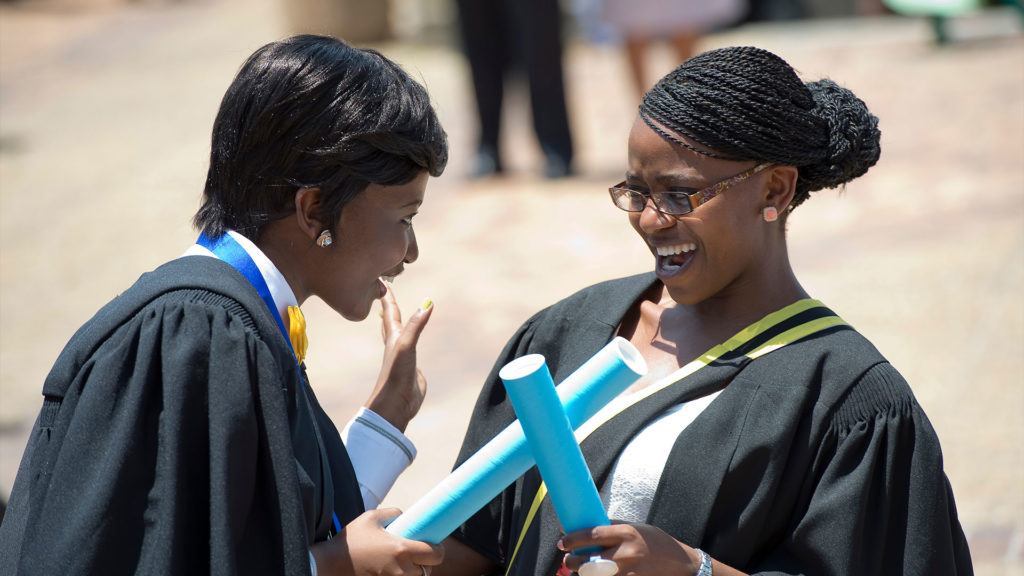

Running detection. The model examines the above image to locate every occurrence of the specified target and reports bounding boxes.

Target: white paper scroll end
[578,557,619,576]
[610,336,646,376]
[497,353,547,380]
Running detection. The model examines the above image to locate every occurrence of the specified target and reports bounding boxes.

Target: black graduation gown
[0,256,363,575]
[453,273,973,575]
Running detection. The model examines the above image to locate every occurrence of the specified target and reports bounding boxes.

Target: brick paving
[1,1,1021,572]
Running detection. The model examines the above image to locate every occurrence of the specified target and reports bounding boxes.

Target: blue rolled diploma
[386,337,646,543]
[500,355,609,546]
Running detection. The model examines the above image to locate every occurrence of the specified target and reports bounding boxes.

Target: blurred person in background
[601,0,749,99]
[745,0,806,21]
[455,0,575,179]
[435,46,972,575]
[0,35,451,576]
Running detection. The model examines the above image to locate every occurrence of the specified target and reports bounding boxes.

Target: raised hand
[364,281,433,432]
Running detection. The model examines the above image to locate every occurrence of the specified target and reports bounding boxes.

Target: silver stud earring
[762,206,779,222]
[316,230,333,247]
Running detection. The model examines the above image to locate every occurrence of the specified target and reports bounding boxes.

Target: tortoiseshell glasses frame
[609,162,774,216]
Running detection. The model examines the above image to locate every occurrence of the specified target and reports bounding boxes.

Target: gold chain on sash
[502,299,846,575]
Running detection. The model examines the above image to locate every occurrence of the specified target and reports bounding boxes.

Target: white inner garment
[598,388,722,523]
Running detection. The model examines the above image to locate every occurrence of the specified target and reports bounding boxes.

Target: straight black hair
[194,35,448,239]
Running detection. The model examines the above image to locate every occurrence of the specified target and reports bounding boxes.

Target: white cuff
[341,407,417,509]
[309,550,318,576]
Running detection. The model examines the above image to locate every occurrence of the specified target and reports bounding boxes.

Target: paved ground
[1,0,1022,572]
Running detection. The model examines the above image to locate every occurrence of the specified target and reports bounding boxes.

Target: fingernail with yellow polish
[420,297,433,311]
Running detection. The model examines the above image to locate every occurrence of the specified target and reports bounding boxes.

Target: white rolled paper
[385,337,646,544]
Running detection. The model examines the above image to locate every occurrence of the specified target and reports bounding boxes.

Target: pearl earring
[316,230,333,247]
[762,206,779,222]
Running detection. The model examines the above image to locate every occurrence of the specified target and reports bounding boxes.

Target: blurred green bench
[882,0,1023,43]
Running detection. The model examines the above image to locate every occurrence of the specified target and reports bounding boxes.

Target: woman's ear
[294,186,325,242]
[763,165,799,214]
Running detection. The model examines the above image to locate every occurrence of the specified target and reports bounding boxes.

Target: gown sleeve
[754,363,973,575]
[0,296,310,576]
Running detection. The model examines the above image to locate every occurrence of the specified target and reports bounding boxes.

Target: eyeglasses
[609,162,774,216]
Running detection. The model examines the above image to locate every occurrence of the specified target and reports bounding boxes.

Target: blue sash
[197,232,292,351]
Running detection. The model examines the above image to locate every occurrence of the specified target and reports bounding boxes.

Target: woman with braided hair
[436,46,972,575]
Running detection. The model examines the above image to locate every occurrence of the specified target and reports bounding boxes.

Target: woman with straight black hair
[436,46,972,575]
[0,35,449,576]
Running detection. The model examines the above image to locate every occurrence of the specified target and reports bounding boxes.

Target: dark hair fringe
[194,35,448,239]
[639,46,880,210]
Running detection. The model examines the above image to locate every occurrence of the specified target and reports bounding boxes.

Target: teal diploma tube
[385,338,646,548]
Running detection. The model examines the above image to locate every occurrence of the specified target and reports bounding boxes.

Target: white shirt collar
[182,230,299,322]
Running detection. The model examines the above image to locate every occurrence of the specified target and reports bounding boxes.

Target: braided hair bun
[639,46,881,209]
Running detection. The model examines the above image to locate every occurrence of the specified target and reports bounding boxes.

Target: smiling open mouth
[655,242,696,274]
